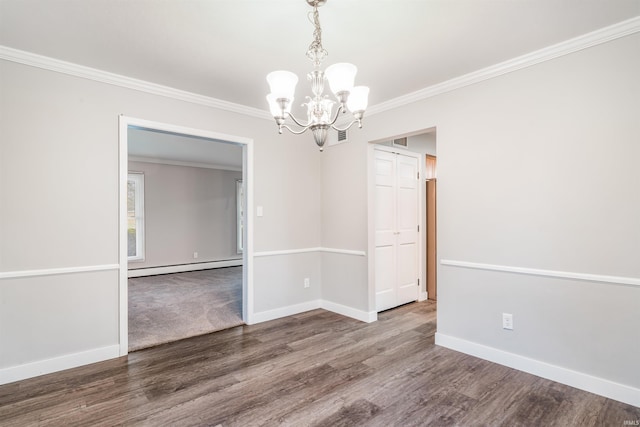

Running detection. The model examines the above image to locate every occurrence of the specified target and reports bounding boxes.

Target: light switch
[257,206,264,217]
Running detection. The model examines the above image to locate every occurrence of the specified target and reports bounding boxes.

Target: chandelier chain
[306,5,327,68]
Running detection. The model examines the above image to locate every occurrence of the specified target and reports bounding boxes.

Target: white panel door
[374,149,419,312]
[374,150,397,311]
[396,154,419,305]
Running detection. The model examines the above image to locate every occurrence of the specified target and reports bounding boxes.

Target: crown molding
[2,16,638,121]
[366,16,640,117]
[0,45,273,121]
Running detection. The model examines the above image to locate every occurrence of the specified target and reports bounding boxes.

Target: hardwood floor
[1,301,638,426]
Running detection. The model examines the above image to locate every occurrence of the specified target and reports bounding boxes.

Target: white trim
[321,247,367,257]
[250,299,377,325]
[243,133,255,325]
[253,248,320,258]
[367,16,640,117]
[128,259,243,277]
[367,144,377,314]
[441,259,640,287]
[435,333,640,408]
[419,291,428,302]
[122,117,253,146]
[0,345,120,386]
[321,300,377,323]
[2,17,637,122]
[0,264,119,280]
[253,247,366,258]
[250,300,322,324]
[118,116,129,355]
[0,46,271,121]
[119,115,254,354]
[128,156,241,172]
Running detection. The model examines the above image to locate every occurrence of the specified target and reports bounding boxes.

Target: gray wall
[128,161,242,269]
[0,58,321,374]
[320,140,369,312]
[321,32,640,391]
[1,28,638,399]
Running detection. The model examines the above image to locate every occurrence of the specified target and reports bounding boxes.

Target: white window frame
[127,172,145,262]
[236,179,244,254]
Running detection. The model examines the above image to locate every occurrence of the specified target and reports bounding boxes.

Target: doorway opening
[368,129,437,314]
[118,116,253,355]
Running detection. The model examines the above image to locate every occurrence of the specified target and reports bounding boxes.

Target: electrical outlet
[193,252,198,259]
[502,313,513,330]
[304,278,310,288]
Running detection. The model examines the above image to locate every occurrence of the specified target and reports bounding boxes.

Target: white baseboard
[250,300,322,324]
[128,259,242,277]
[419,291,428,301]
[435,333,640,408]
[321,300,377,323]
[250,299,377,324]
[0,345,120,385]
[2,299,371,384]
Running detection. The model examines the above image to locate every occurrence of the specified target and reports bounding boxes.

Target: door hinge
[417,172,420,180]
[417,278,420,287]
[417,224,420,232]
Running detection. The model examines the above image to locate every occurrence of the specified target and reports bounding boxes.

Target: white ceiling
[128,127,243,169]
[1,0,639,114]
[4,1,636,166]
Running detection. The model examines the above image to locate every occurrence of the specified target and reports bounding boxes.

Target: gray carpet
[128,267,243,351]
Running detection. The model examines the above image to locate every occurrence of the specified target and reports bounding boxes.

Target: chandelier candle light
[266,0,369,151]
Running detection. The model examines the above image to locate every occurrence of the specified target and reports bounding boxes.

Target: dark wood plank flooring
[1,301,638,426]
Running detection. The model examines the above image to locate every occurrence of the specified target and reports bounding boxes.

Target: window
[237,179,244,254]
[127,173,145,261]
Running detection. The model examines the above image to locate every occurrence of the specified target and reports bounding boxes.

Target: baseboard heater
[128,259,243,278]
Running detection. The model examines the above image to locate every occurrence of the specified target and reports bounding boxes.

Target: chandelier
[266,0,369,151]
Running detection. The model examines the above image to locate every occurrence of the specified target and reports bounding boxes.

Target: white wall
[407,132,437,156]
[0,58,322,382]
[321,32,640,403]
[128,161,242,269]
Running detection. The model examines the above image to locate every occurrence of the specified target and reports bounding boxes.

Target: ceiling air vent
[393,137,408,148]
[337,129,348,142]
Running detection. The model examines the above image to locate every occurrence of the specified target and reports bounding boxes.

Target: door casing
[118,115,254,355]
[367,143,425,314]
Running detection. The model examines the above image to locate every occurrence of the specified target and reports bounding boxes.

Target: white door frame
[367,143,426,315]
[118,115,254,356]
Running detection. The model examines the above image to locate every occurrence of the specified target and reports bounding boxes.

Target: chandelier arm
[280,123,312,135]
[326,102,346,127]
[331,118,362,133]
[286,112,312,129]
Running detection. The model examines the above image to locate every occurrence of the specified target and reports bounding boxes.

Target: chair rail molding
[253,247,366,257]
[0,264,120,280]
[441,259,640,287]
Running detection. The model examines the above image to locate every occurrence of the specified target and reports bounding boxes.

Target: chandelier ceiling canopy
[266,0,369,151]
